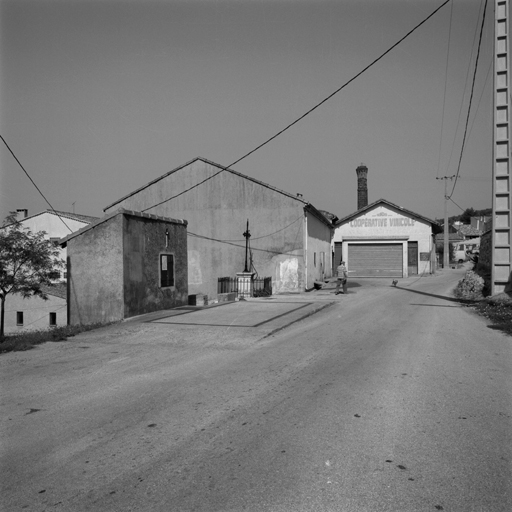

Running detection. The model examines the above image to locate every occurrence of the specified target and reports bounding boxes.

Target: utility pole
[492,0,511,294]
[436,176,455,269]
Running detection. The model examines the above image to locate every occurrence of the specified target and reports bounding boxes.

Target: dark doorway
[408,241,418,275]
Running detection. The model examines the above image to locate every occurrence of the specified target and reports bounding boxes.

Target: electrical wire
[448,0,489,198]
[444,0,486,178]
[194,215,303,243]
[448,196,466,212]
[187,231,299,256]
[436,0,454,179]
[142,0,452,213]
[0,135,74,233]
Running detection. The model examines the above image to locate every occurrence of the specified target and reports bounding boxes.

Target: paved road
[2,269,511,511]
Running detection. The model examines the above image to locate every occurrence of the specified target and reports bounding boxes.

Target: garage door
[348,243,403,277]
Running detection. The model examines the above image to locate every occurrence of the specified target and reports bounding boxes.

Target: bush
[454,270,485,300]
[0,322,113,354]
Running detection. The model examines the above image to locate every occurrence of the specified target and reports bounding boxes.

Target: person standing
[335,260,348,295]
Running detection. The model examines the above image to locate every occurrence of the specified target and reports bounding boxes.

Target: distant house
[1,210,98,334]
[470,215,491,233]
[332,199,441,277]
[60,209,188,325]
[3,284,67,334]
[456,224,481,240]
[103,157,333,298]
[11,209,99,282]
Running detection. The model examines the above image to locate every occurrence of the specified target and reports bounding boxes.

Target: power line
[444,0,486,177]
[191,215,303,243]
[0,135,73,233]
[448,0,489,198]
[187,231,299,256]
[436,0,454,179]
[448,196,466,212]
[142,0,452,213]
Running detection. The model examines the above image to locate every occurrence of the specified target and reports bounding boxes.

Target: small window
[63,272,68,279]
[49,270,61,280]
[49,312,57,326]
[16,312,24,326]
[314,252,317,267]
[160,254,174,288]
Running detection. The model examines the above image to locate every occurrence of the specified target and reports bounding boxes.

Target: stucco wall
[123,215,188,318]
[333,204,435,276]
[306,212,333,287]
[3,293,66,334]
[104,160,311,296]
[67,215,125,325]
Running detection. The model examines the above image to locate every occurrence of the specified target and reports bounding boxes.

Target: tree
[459,207,476,224]
[0,212,64,339]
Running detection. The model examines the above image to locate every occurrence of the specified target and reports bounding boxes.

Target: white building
[332,199,441,278]
[2,209,98,333]
[13,209,98,282]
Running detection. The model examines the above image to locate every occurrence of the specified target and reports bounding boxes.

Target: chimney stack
[16,209,28,219]
[356,164,368,210]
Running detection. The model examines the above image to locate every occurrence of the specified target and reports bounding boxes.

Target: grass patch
[467,298,512,336]
[0,323,113,354]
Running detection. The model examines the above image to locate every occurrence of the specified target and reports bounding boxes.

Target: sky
[0,0,495,226]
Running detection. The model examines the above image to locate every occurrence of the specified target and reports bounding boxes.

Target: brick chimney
[356,164,368,210]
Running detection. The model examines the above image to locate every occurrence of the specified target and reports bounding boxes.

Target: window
[49,312,57,326]
[16,312,24,326]
[49,270,61,280]
[160,254,174,287]
[314,252,317,267]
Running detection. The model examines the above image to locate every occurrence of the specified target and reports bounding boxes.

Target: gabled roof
[20,209,99,225]
[41,283,67,300]
[457,224,481,237]
[59,208,187,247]
[334,198,442,233]
[103,157,333,228]
[434,232,465,242]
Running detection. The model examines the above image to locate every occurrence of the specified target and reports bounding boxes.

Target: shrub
[454,270,485,300]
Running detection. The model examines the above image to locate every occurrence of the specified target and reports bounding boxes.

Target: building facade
[332,199,441,278]
[1,210,97,334]
[61,209,188,325]
[13,209,98,281]
[3,285,67,334]
[103,157,333,298]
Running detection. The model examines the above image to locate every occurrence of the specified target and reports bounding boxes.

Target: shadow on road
[393,286,475,305]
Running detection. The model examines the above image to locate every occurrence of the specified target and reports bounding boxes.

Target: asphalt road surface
[2,270,511,511]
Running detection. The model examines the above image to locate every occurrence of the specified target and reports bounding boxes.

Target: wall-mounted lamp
[165,228,169,248]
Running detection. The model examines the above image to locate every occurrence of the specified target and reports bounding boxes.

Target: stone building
[103,157,333,298]
[60,209,188,325]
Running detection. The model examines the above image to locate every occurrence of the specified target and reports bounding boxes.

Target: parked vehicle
[454,238,480,263]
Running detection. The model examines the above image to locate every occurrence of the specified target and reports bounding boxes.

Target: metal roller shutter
[348,243,403,277]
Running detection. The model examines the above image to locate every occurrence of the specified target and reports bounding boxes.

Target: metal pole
[243,219,251,273]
